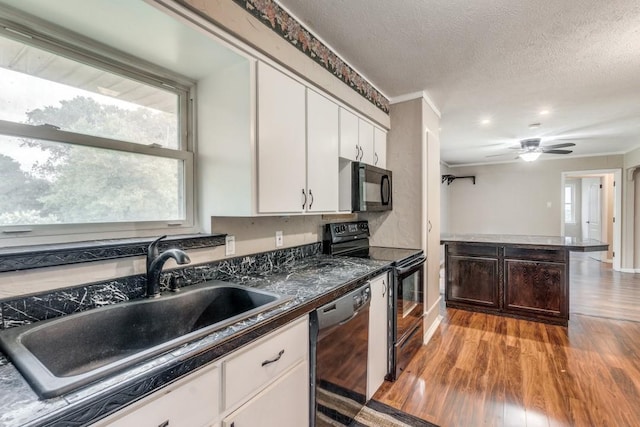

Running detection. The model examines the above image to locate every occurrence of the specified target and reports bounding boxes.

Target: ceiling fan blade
[542,149,573,154]
[543,142,576,149]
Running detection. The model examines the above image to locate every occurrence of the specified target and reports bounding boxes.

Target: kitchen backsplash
[0,242,321,329]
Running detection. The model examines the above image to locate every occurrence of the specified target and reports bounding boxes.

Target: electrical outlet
[225,235,235,256]
[275,230,284,248]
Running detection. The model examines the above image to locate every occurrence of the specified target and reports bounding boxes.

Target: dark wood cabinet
[503,259,567,319]
[446,256,499,307]
[444,242,570,325]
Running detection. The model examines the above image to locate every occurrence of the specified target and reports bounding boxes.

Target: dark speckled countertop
[0,254,390,427]
[440,233,608,252]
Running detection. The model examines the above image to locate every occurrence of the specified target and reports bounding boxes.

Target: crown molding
[389,90,441,118]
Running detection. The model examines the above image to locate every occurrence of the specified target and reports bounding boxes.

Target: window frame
[0,15,197,246]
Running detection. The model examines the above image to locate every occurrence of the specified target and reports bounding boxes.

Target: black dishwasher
[310,283,371,427]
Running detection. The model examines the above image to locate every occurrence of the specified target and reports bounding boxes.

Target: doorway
[561,169,622,271]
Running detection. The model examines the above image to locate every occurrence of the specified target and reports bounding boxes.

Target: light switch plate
[225,235,235,256]
[275,231,283,247]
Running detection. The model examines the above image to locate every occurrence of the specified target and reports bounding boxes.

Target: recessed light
[539,110,550,115]
[480,118,491,125]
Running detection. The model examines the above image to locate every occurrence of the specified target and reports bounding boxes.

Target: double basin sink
[0,281,289,398]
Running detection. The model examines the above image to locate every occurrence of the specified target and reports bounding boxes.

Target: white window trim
[0,13,198,247]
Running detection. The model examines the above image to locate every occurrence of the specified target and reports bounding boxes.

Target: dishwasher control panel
[316,283,371,329]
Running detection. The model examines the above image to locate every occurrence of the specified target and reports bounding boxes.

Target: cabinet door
[222,362,308,427]
[446,255,499,307]
[358,119,375,165]
[367,273,388,400]
[373,127,387,169]
[339,108,359,161]
[257,62,306,213]
[306,89,339,212]
[504,260,567,318]
[101,366,219,427]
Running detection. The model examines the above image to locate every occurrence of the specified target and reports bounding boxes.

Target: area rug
[316,385,437,427]
[352,400,438,427]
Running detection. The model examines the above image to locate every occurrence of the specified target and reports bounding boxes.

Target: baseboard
[423,296,443,344]
[620,268,636,273]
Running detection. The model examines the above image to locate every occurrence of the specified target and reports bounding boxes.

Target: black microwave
[352,162,392,212]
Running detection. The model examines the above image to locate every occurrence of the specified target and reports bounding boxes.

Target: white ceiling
[276,0,640,166]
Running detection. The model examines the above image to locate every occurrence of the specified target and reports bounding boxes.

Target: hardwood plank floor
[375,255,640,427]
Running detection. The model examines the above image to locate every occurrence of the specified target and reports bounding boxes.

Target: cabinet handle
[309,189,314,209]
[358,145,363,161]
[262,349,285,366]
[382,280,387,297]
[428,220,432,232]
[301,189,307,209]
[374,152,378,165]
[158,421,169,427]
[355,145,359,160]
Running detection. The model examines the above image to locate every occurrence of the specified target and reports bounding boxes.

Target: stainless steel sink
[0,281,288,398]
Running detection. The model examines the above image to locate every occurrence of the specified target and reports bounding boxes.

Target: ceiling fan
[487,138,575,161]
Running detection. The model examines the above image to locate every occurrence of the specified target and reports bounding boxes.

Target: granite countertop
[0,254,391,427]
[440,233,608,252]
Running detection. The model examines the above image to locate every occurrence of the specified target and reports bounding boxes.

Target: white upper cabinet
[358,119,375,165]
[257,62,307,214]
[374,126,387,169]
[339,108,360,161]
[306,89,339,212]
[339,109,387,168]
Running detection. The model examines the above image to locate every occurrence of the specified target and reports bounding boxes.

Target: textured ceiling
[276,0,640,165]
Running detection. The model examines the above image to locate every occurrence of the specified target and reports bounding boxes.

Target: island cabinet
[444,243,570,325]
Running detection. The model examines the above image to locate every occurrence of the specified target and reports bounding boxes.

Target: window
[564,183,576,224]
[0,23,194,242]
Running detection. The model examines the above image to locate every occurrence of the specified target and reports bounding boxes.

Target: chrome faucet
[146,235,191,298]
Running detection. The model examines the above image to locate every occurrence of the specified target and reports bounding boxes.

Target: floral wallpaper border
[231,0,390,114]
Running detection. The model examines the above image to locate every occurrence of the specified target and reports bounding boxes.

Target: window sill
[0,234,226,273]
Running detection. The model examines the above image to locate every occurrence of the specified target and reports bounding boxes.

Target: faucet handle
[147,235,167,270]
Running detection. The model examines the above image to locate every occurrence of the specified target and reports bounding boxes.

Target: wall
[366,98,423,248]
[447,155,623,235]
[440,163,452,236]
[623,146,640,271]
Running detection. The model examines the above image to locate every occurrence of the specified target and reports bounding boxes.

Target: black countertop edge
[25,265,392,427]
[0,234,226,273]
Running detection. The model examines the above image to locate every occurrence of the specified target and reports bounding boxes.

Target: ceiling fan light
[520,151,542,162]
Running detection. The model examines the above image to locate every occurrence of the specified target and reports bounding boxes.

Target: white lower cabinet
[91,316,309,427]
[94,364,220,427]
[221,361,308,427]
[367,273,389,400]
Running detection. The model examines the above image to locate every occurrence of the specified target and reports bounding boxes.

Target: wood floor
[374,255,640,427]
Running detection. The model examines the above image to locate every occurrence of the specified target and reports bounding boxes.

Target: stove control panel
[325,221,369,241]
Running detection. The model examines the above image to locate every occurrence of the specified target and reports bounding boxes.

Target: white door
[358,119,375,165]
[306,89,339,212]
[367,273,388,400]
[339,108,359,161]
[581,177,602,241]
[257,62,306,213]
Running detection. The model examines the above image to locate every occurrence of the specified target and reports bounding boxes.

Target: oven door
[395,255,425,340]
